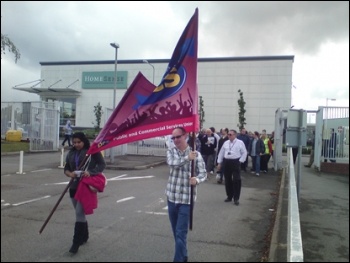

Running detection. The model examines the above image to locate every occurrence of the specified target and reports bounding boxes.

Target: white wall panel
[39,56,293,133]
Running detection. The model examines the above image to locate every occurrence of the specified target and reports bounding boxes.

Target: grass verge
[1,140,30,153]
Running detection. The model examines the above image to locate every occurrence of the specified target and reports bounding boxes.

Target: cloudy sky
[1,1,349,111]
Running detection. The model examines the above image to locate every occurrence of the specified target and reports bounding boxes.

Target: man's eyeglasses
[228,134,234,136]
[171,134,184,140]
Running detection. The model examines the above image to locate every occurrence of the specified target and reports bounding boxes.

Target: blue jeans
[62,134,71,146]
[251,155,261,173]
[167,200,189,262]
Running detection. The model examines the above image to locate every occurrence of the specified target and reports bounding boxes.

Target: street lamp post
[110,43,119,164]
[110,43,120,109]
[143,59,155,84]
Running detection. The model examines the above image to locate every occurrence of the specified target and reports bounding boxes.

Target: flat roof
[40,55,295,66]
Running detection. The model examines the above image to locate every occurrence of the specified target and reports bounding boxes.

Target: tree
[237,89,246,129]
[1,33,21,63]
[199,95,205,130]
[92,102,103,131]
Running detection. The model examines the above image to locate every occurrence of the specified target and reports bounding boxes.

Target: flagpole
[189,132,195,230]
[39,154,90,234]
[39,178,73,234]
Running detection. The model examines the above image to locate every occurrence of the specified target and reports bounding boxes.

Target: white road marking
[108,174,128,180]
[144,211,168,215]
[12,195,51,206]
[116,196,135,203]
[30,169,52,173]
[43,181,69,186]
[43,174,154,186]
[1,200,10,206]
[109,175,154,181]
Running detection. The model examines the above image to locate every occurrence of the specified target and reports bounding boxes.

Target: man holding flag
[166,126,206,262]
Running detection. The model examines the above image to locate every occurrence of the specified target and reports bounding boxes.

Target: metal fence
[314,106,349,170]
[1,101,60,152]
[103,108,168,158]
[274,107,349,172]
[30,104,60,152]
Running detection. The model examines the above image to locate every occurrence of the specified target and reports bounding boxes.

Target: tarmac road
[1,151,349,262]
[1,151,281,262]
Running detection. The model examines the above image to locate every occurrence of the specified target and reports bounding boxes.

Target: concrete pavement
[269,155,349,262]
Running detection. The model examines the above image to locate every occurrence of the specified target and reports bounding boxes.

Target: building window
[60,98,76,126]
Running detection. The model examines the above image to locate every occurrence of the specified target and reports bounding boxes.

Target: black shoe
[69,243,80,254]
[82,221,88,244]
[69,222,85,253]
[224,198,232,202]
[234,200,239,206]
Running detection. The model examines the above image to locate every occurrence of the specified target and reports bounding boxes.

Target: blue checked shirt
[166,146,207,204]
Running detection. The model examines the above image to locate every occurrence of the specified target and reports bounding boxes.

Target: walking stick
[189,132,196,230]
[39,154,89,234]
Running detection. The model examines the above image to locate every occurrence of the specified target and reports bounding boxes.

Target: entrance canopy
[13,79,81,100]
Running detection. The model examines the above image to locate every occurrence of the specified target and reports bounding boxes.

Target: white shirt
[217,138,247,163]
[213,133,220,151]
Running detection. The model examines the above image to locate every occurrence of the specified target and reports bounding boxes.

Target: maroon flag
[88,8,199,155]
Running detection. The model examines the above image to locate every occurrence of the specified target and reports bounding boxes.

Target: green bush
[60,127,100,140]
[73,128,99,140]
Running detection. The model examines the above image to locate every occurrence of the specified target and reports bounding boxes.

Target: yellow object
[5,130,23,142]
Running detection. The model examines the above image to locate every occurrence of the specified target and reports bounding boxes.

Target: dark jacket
[237,133,250,150]
[248,138,265,156]
[64,148,106,197]
[199,134,217,155]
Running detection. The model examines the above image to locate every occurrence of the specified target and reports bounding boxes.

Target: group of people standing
[186,127,274,208]
[195,127,274,178]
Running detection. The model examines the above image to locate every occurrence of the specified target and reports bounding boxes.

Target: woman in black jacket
[64,132,106,254]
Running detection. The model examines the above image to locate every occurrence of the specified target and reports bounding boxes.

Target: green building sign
[82,71,128,89]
